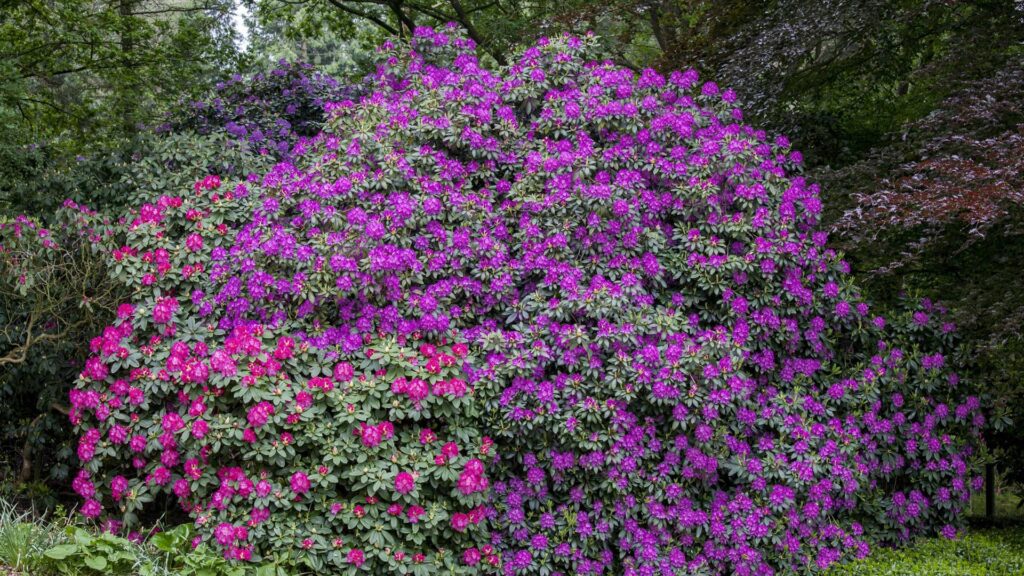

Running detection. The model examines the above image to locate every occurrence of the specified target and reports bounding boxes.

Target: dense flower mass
[67,25,983,575]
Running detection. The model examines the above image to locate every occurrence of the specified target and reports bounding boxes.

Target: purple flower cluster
[67,25,983,575]
[167,60,358,161]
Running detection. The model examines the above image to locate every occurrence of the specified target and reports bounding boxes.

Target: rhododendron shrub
[168,61,357,161]
[69,26,983,575]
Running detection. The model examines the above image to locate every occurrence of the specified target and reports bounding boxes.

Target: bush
[1,61,353,494]
[167,61,357,161]
[67,26,983,575]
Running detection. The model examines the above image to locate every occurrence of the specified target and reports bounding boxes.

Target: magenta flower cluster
[63,25,983,575]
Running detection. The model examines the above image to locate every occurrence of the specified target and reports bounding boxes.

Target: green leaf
[150,531,178,552]
[44,544,78,559]
[84,555,108,571]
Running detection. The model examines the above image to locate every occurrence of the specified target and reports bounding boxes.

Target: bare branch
[323,0,401,35]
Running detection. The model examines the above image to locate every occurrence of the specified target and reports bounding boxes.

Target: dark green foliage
[820,54,1024,497]
[0,0,241,215]
[0,208,123,489]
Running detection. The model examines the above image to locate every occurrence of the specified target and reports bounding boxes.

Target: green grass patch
[830,527,1024,576]
[0,498,72,575]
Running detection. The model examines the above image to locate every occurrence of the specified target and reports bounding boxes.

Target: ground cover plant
[58,26,985,575]
[827,525,1024,576]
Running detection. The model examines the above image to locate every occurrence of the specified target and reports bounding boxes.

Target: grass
[829,526,1024,576]
[968,491,1024,520]
[0,498,72,575]
[0,498,184,576]
[830,490,1024,575]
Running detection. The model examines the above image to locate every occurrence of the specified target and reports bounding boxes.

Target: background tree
[0,0,242,214]
[825,52,1024,499]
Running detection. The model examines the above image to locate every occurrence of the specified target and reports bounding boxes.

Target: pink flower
[194,174,221,191]
[290,471,310,494]
[185,458,202,479]
[255,480,272,497]
[162,412,184,433]
[347,548,365,567]
[128,387,144,405]
[405,378,430,404]
[450,512,470,532]
[173,478,190,498]
[185,233,204,252]
[295,391,313,410]
[153,297,178,324]
[457,458,488,495]
[247,401,274,428]
[111,475,129,499]
[360,422,386,447]
[80,499,102,518]
[333,362,354,382]
[210,349,237,376]
[191,419,208,438]
[406,505,425,523]
[214,523,235,546]
[425,357,441,374]
[83,357,108,381]
[116,303,135,319]
[108,424,128,444]
[72,470,95,498]
[441,442,459,458]
[419,428,436,444]
[394,471,415,494]
[249,507,270,526]
[181,359,209,383]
